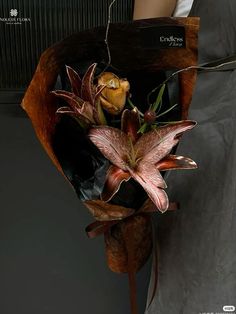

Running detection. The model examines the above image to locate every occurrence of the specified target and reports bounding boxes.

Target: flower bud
[144,110,156,124]
[97,72,130,115]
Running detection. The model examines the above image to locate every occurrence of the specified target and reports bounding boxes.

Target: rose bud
[97,72,130,115]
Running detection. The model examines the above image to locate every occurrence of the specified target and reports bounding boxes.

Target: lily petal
[81,63,97,104]
[84,199,134,221]
[135,120,196,165]
[136,163,167,188]
[101,165,131,202]
[52,90,95,123]
[51,90,84,113]
[56,106,75,114]
[139,198,179,213]
[66,65,82,96]
[88,126,131,170]
[129,167,169,212]
[79,102,96,123]
[121,109,140,143]
[156,154,197,171]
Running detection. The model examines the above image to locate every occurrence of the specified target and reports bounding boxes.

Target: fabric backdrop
[146,1,236,313]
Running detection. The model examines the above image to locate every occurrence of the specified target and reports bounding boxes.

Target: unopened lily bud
[144,110,156,124]
[97,72,130,115]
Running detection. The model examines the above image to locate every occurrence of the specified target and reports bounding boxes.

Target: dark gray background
[0,104,151,314]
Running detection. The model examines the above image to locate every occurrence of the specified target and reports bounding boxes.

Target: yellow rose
[97,72,130,115]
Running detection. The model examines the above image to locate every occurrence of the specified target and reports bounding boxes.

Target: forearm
[133,0,177,20]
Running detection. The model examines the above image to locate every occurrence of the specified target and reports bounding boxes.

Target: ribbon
[85,201,179,314]
[86,202,179,238]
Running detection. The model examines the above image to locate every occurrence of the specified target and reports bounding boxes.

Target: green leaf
[127,98,144,117]
[138,122,148,134]
[156,103,178,119]
[154,120,183,125]
[152,84,166,112]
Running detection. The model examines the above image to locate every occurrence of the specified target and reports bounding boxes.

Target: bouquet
[22,17,199,314]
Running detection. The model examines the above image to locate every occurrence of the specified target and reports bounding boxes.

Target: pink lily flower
[88,109,197,213]
[51,63,106,125]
